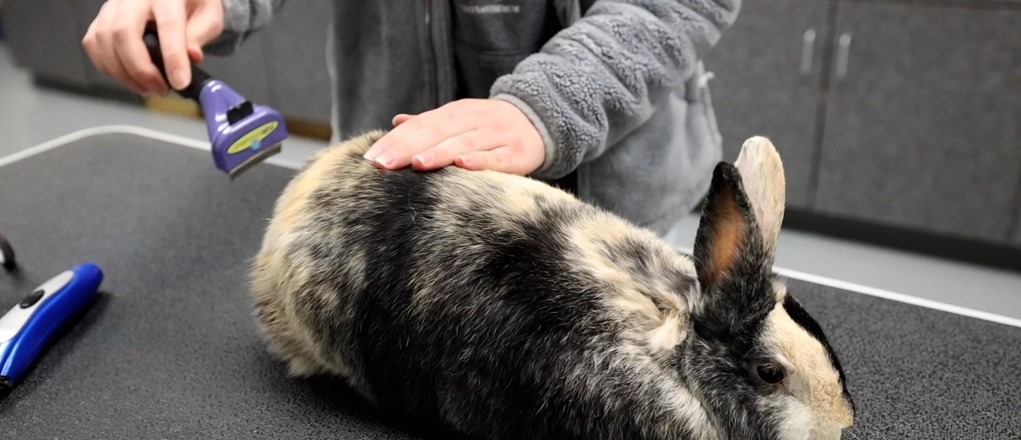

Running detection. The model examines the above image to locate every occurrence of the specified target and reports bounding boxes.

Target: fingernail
[147,83,164,95]
[413,152,433,167]
[377,153,396,167]
[363,148,380,161]
[171,68,187,89]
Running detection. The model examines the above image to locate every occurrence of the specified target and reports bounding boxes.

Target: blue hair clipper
[0,263,103,390]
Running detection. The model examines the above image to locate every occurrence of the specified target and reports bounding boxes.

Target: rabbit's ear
[732,136,785,256]
[692,136,785,292]
[692,161,759,291]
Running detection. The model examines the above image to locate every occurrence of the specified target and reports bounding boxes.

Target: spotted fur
[249,131,854,439]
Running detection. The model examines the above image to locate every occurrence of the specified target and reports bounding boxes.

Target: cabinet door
[702,0,831,209]
[814,3,1021,243]
[4,0,93,88]
[261,0,334,124]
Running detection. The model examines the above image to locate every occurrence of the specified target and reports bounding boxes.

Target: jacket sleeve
[203,0,286,55]
[489,0,741,180]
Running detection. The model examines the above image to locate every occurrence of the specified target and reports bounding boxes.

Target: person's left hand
[363,99,546,176]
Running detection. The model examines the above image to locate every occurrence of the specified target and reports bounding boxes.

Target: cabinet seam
[1007,157,1021,241]
[806,0,841,207]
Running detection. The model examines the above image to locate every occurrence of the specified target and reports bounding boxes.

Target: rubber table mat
[0,129,1018,439]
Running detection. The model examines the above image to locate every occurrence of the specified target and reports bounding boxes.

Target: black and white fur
[249,130,855,439]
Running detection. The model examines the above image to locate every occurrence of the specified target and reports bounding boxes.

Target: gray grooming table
[0,128,1018,439]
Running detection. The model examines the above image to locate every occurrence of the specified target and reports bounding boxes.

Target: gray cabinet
[5,0,319,119]
[80,0,272,106]
[703,0,832,209]
[813,2,1021,244]
[72,0,132,93]
[4,0,93,88]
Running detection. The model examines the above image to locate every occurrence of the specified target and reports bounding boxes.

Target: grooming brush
[143,24,288,179]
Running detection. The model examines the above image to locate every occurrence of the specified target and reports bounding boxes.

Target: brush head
[214,111,286,178]
[227,142,283,180]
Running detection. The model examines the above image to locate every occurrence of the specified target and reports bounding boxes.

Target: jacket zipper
[424,0,438,106]
[424,0,453,106]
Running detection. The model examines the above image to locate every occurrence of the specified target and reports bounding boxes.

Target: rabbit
[247,130,855,440]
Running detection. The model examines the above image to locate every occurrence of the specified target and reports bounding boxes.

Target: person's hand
[363,99,546,176]
[82,0,225,96]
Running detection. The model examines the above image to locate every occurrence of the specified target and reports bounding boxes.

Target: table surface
[0,130,1018,439]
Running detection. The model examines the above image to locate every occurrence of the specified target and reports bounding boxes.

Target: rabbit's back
[250,131,709,439]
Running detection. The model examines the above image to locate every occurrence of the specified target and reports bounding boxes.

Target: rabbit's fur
[249,130,855,439]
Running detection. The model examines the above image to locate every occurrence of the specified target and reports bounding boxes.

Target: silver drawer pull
[836,32,853,80]
[801,28,817,76]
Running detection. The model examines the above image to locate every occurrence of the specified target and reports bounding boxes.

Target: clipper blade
[227,142,283,180]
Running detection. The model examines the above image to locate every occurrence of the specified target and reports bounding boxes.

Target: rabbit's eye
[756,364,786,384]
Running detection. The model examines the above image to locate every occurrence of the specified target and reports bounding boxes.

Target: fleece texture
[212,0,740,235]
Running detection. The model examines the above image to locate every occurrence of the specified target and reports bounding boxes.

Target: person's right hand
[82,0,224,96]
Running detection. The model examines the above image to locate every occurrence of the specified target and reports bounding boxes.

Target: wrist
[491,93,555,177]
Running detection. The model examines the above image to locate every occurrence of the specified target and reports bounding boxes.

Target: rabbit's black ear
[693,136,786,292]
[692,162,760,291]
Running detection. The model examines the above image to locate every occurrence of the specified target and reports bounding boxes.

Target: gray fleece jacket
[209,0,740,237]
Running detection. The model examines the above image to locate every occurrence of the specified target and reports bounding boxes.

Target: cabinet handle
[801,28,816,76]
[836,32,852,80]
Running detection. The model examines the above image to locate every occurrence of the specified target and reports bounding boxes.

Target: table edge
[0,124,307,171]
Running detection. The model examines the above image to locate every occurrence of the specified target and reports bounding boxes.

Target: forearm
[491,0,741,179]
[204,0,285,54]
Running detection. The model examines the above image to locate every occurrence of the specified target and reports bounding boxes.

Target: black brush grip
[142,24,210,101]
